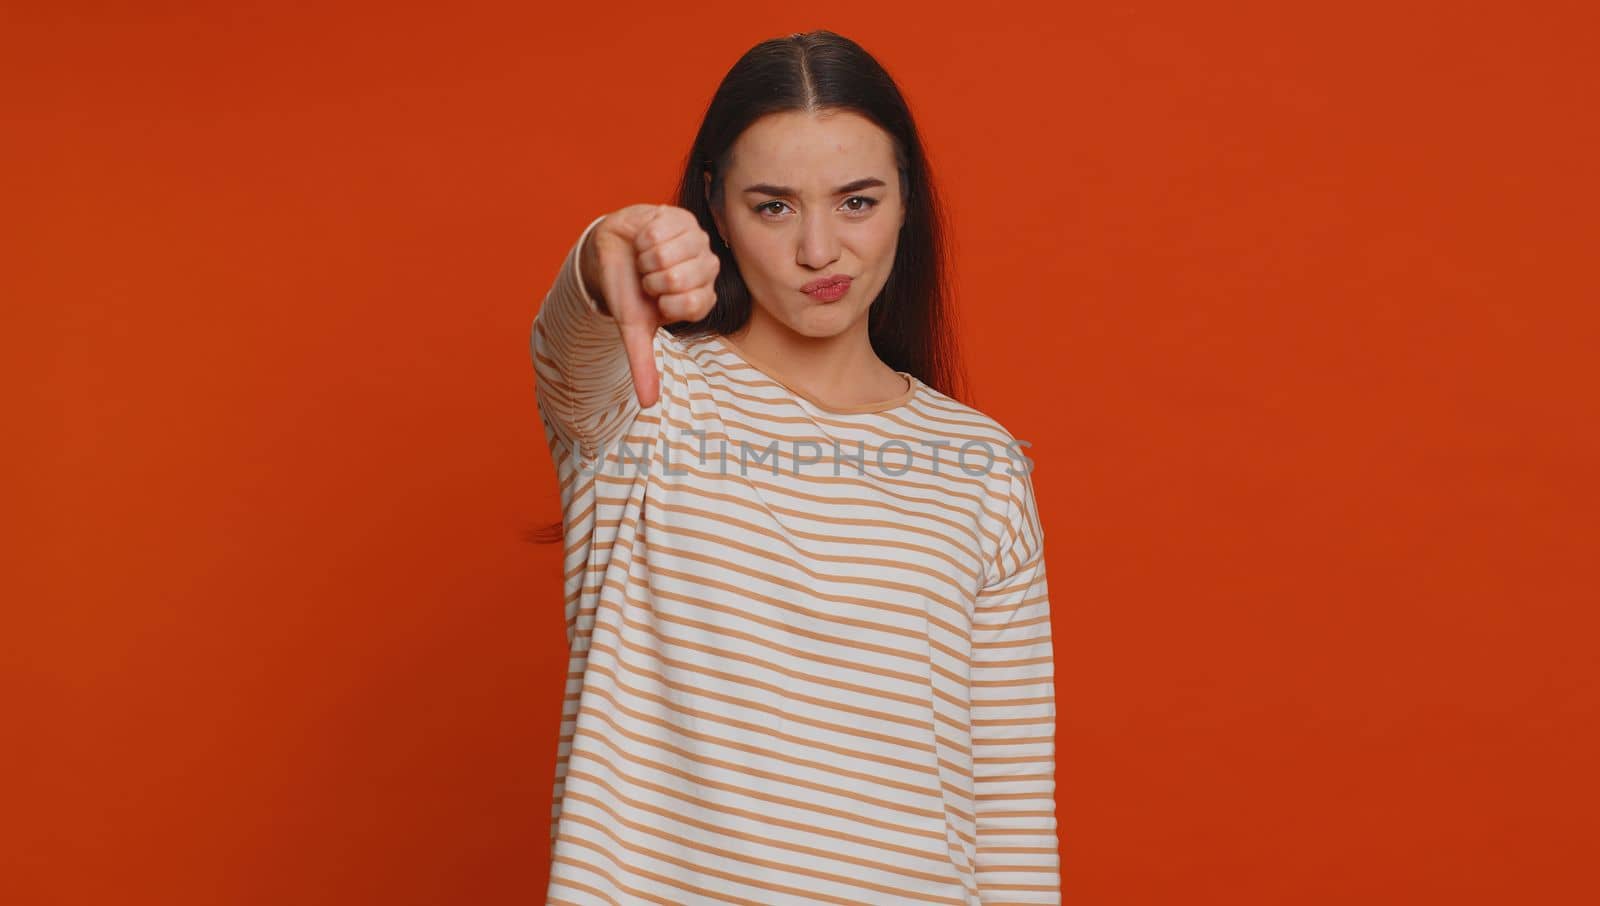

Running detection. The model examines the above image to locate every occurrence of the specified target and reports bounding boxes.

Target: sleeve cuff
[570,213,613,320]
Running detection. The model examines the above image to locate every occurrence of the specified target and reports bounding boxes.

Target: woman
[530,30,1058,906]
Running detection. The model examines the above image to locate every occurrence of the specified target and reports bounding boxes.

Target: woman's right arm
[531,214,644,461]
[531,207,721,460]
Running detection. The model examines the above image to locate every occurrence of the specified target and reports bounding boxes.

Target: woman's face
[706,110,906,339]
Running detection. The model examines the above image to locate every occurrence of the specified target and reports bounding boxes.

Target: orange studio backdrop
[4,2,1597,904]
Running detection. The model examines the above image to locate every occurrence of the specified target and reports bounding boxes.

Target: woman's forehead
[729,112,897,188]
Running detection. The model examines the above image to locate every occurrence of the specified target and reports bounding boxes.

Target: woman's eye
[843,196,880,212]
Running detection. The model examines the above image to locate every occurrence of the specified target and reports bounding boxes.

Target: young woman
[530,30,1058,906]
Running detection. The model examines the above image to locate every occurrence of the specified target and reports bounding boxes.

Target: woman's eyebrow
[742,177,887,196]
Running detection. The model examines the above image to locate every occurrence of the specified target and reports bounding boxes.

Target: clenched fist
[579,204,721,409]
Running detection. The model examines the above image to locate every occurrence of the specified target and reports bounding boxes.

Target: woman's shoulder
[906,382,1032,460]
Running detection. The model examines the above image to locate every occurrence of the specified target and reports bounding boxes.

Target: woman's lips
[802,276,851,302]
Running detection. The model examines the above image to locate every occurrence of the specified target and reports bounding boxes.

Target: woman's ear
[703,171,726,242]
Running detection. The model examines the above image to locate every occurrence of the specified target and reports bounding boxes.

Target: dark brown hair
[528,29,968,544]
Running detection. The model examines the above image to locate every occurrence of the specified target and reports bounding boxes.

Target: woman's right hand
[579,204,721,409]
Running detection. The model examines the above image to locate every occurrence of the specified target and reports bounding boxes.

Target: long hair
[528,30,968,544]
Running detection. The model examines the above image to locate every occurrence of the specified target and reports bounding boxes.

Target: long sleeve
[970,459,1060,903]
[530,213,644,461]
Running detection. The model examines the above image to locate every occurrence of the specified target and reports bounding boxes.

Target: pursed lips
[801,275,852,293]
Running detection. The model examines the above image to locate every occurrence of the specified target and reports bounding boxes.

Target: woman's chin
[787,306,865,338]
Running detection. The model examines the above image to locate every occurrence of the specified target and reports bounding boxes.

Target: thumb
[616,318,661,410]
[593,203,668,409]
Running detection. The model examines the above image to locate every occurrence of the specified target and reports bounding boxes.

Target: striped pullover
[531,213,1060,905]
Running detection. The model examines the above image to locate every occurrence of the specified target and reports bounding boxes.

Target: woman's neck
[724,309,907,409]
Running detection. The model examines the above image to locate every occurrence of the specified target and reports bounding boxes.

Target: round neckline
[709,333,919,415]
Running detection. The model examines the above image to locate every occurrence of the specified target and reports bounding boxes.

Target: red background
[5,2,1596,903]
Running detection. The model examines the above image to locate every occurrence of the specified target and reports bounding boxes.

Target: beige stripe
[586,638,938,764]
[568,752,954,867]
[566,779,963,886]
[560,794,969,904]
[562,814,960,906]
[545,871,624,906]
[643,545,971,646]
[593,474,992,571]
[643,495,983,586]
[603,571,971,693]
[599,604,982,749]
[578,663,943,807]
[571,712,946,839]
